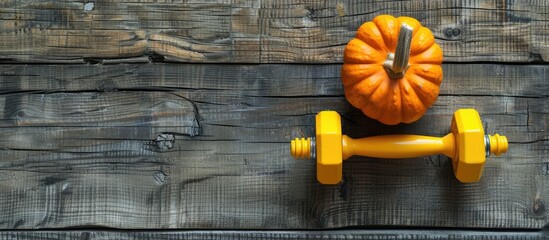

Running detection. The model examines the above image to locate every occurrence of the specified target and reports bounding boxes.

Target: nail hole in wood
[83,2,94,12]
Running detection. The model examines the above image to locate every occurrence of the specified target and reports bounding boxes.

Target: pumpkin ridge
[405,74,439,108]
[373,15,398,52]
[409,44,443,64]
[342,64,383,89]
[380,80,402,125]
[400,77,428,119]
[344,39,386,64]
[409,87,429,107]
[355,22,388,52]
[399,80,405,123]
[351,71,387,98]
[352,37,385,55]
[369,72,389,97]
[410,27,435,55]
[364,73,391,120]
[407,64,443,85]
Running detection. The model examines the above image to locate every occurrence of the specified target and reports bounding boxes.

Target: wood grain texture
[0,0,547,63]
[0,230,548,240]
[0,63,546,230]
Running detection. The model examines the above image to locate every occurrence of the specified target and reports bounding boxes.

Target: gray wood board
[0,230,548,240]
[0,63,547,229]
[0,0,547,63]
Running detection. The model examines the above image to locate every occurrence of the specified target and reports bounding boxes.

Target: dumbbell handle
[341,134,456,160]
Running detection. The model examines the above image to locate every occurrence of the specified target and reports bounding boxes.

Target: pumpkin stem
[384,23,413,79]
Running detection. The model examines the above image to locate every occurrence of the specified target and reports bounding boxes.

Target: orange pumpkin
[342,15,443,125]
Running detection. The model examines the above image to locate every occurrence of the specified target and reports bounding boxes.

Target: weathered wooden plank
[0,63,547,97]
[0,63,546,230]
[0,0,547,63]
[0,230,547,240]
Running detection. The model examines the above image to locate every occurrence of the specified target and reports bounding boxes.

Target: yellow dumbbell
[290,109,508,184]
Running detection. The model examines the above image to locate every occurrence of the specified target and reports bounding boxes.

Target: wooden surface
[0,0,548,63]
[1,0,549,237]
[0,63,546,230]
[0,230,547,240]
